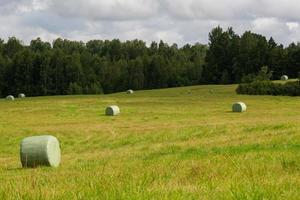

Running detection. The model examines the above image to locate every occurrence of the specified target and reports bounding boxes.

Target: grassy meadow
[0,84,300,200]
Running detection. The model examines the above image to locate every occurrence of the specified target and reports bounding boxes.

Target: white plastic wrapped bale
[6,95,14,101]
[126,89,134,94]
[18,93,26,98]
[105,105,120,116]
[232,102,247,112]
[281,75,288,81]
[20,135,61,168]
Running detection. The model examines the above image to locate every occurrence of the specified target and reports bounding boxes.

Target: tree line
[206,27,300,84]
[0,26,299,97]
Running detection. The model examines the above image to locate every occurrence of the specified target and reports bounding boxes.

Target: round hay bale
[232,102,247,113]
[105,105,120,116]
[20,135,61,168]
[18,93,26,98]
[281,75,288,81]
[126,89,134,94]
[6,95,14,101]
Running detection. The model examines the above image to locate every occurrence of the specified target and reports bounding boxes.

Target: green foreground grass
[0,84,300,200]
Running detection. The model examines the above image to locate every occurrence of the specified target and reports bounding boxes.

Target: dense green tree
[10,49,34,95]
[0,54,5,96]
[233,31,268,82]
[51,49,67,95]
[206,27,237,83]
[128,57,144,90]
[30,38,51,52]
[3,37,23,58]
[68,82,82,95]
[146,55,168,88]
[32,51,52,95]
[286,43,300,77]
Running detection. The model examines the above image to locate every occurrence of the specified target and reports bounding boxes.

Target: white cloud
[163,0,253,20]
[1,0,300,46]
[287,22,299,31]
[252,18,281,32]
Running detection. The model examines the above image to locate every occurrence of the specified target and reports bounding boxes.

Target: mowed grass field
[0,84,300,200]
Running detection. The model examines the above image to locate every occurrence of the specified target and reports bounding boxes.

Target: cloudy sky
[1,0,300,46]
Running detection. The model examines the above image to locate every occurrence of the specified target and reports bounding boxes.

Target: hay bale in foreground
[232,102,247,112]
[105,105,120,116]
[18,93,26,98]
[6,95,14,101]
[281,75,288,81]
[20,135,61,168]
[127,89,134,94]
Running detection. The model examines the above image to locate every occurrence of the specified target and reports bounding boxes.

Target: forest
[0,26,299,97]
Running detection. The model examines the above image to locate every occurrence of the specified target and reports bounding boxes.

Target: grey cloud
[48,0,160,21]
[0,0,21,14]
[257,0,300,21]
[22,11,87,33]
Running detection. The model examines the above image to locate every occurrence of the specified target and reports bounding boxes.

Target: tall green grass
[0,84,300,199]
